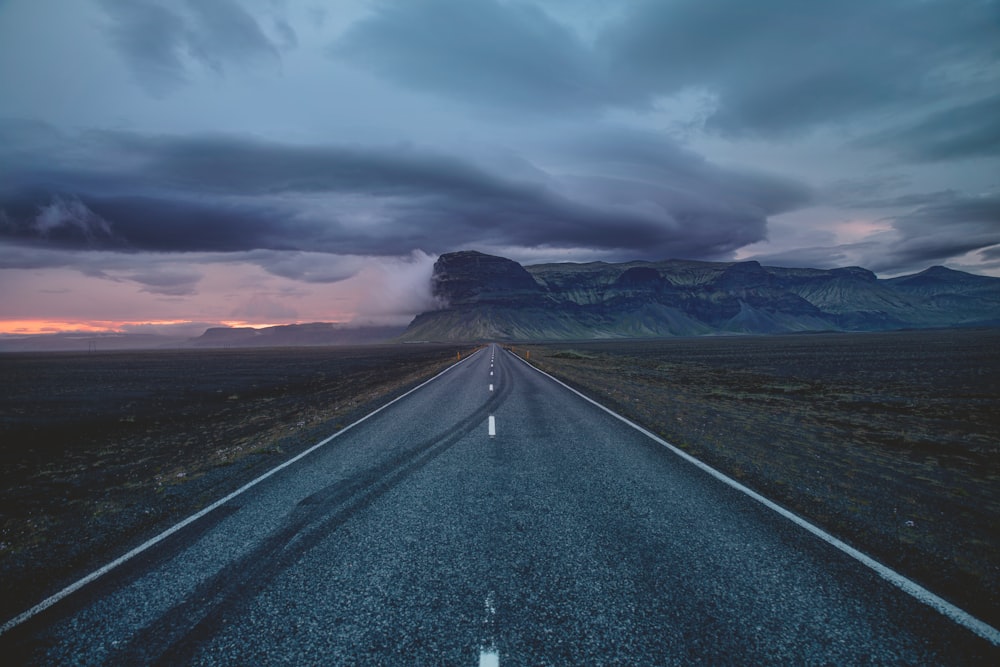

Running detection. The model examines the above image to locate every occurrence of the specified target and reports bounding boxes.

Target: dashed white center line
[489,384,494,392]
[480,590,499,666]
[488,415,496,437]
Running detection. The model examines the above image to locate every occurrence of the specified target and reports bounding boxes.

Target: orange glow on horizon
[218,321,302,330]
[0,319,194,335]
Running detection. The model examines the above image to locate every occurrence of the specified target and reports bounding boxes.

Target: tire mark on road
[115,370,514,664]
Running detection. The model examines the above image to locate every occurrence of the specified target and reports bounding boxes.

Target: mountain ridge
[400,251,1000,341]
[0,323,407,352]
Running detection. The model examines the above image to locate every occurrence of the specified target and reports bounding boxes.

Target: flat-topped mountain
[401,251,1000,341]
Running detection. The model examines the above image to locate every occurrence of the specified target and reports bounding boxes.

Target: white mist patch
[348,250,446,325]
[32,195,113,240]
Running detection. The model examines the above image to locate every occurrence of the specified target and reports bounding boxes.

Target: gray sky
[1,0,998,332]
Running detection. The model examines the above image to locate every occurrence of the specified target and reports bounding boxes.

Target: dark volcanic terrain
[402,251,1000,341]
[0,344,472,624]
[517,328,1000,627]
[1,330,997,648]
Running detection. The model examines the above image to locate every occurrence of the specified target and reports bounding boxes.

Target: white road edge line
[508,349,1000,647]
[0,347,485,636]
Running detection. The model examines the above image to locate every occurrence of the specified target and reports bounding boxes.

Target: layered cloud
[1,0,998,333]
[98,0,286,94]
[869,193,1000,272]
[332,0,1000,145]
[859,94,1000,163]
[0,123,811,260]
[331,0,610,113]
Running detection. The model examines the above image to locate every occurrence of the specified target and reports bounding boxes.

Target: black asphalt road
[2,345,997,664]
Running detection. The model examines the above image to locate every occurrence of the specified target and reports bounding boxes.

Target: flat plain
[0,343,471,624]
[518,328,1000,628]
[2,330,998,638]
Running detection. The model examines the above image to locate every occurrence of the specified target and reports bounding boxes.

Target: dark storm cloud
[105,132,536,199]
[571,129,812,216]
[331,0,999,142]
[874,193,1000,271]
[618,0,1000,139]
[551,128,813,257]
[98,0,281,93]
[858,94,1000,162]
[0,125,810,260]
[0,189,312,253]
[602,0,1000,138]
[330,0,614,112]
[751,191,1000,275]
[771,190,1000,274]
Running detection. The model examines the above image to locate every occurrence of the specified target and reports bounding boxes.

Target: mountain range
[399,251,1000,341]
[187,323,406,348]
[0,323,406,353]
[4,251,998,351]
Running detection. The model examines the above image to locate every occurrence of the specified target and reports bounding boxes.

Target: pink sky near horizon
[0,252,440,336]
[2,1,998,332]
[5,224,998,337]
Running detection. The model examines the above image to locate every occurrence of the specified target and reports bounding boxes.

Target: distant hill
[0,323,406,352]
[186,322,405,348]
[400,251,1000,341]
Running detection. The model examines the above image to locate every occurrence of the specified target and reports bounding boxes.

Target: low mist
[348,250,445,326]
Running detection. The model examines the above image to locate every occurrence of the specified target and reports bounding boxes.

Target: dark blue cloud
[98,0,281,94]
[883,193,1000,269]
[0,125,810,260]
[858,94,1000,162]
[330,0,1000,151]
[330,0,617,113]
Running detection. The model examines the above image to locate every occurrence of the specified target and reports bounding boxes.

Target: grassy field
[0,343,473,623]
[515,328,1000,628]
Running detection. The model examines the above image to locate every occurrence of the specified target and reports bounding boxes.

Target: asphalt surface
[2,344,997,665]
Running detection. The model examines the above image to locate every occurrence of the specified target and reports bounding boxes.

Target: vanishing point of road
[2,345,997,664]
